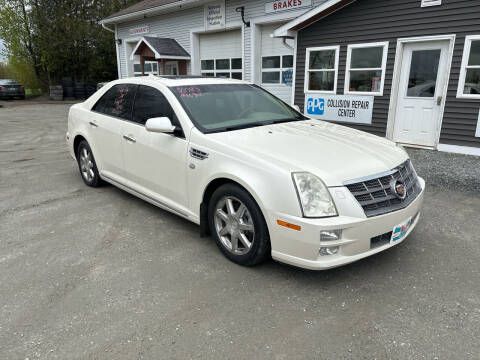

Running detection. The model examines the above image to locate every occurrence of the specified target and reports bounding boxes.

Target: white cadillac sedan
[66,76,425,270]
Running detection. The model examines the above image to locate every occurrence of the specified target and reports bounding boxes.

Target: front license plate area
[391,217,412,244]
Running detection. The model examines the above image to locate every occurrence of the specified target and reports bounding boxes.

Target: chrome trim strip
[101,174,189,218]
[343,160,409,186]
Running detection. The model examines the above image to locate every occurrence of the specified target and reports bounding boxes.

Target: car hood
[207,119,408,186]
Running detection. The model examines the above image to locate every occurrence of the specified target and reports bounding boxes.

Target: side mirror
[292,104,301,112]
[145,117,176,133]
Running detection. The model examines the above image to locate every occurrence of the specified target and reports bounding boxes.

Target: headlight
[292,172,338,218]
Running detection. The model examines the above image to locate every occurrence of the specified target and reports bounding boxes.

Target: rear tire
[76,140,102,187]
[208,184,270,266]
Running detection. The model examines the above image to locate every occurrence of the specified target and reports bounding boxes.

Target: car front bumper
[269,177,425,270]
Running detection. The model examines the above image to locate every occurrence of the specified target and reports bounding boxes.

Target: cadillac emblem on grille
[391,180,407,200]
[344,160,421,217]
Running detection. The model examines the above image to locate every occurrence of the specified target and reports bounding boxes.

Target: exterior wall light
[236,6,250,27]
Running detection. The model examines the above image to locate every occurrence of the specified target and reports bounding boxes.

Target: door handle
[437,96,442,106]
[89,121,98,128]
[123,135,136,143]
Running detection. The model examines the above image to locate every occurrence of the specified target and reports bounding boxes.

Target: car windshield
[0,79,19,85]
[170,84,307,133]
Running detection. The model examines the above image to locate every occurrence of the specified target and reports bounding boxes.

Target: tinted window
[93,84,137,120]
[132,85,179,126]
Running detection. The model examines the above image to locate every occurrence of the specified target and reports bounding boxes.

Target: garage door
[200,29,243,80]
[260,23,294,103]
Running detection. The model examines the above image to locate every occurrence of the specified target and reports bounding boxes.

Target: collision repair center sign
[304,94,374,124]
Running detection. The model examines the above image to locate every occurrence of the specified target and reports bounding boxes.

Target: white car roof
[115,75,248,87]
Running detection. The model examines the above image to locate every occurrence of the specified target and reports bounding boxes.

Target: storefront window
[305,46,339,93]
[261,55,294,85]
[458,36,480,98]
[345,42,388,95]
[201,58,243,80]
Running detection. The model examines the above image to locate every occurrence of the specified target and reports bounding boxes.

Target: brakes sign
[265,0,312,13]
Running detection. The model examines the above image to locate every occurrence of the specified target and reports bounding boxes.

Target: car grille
[345,160,421,218]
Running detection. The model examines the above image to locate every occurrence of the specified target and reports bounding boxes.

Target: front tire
[208,184,270,266]
[76,140,102,187]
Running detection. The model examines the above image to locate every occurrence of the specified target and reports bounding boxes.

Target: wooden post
[141,56,145,76]
[162,59,166,75]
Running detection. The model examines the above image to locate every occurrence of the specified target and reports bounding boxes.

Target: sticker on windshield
[176,87,204,98]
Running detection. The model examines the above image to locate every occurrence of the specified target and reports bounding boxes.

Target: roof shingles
[141,36,190,57]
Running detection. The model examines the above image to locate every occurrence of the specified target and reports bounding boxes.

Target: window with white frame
[304,46,339,93]
[201,58,243,79]
[133,61,159,77]
[457,35,480,98]
[261,55,294,85]
[345,42,389,95]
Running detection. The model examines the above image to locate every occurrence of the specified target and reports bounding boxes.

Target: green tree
[0,0,141,86]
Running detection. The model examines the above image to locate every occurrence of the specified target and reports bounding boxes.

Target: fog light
[319,246,339,256]
[320,230,342,242]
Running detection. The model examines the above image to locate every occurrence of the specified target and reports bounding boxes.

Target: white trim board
[386,34,456,149]
[456,34,480,99]
[437,144,480,156]
[273,0,356,37]
[477,110,480,137]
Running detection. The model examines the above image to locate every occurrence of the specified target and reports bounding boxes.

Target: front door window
[406,50,441,98]
[165,62,179,76]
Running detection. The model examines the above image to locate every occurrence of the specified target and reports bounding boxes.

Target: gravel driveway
[0,103,479,360]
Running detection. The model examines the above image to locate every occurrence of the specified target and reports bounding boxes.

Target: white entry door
[392,40,450,147]
[165,61,179,75]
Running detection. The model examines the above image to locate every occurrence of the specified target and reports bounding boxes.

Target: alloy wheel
[79,147,95,182]
[214,196,255,255]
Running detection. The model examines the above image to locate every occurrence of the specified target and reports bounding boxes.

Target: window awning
[130,36,190,61]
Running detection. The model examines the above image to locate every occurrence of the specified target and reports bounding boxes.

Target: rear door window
[93,84,137,120]
[132,85,179,127]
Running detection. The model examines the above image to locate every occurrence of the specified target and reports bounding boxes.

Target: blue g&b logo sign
[307,98,325,115]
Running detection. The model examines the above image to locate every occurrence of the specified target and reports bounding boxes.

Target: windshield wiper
[271,118,304,124]
[219,118,305,133]
[224,121,273,132]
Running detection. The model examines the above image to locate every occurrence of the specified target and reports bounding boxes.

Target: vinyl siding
[115,0,328,100]
[117,6,203,77]
[294,0,480,148]
[261,23,295,103]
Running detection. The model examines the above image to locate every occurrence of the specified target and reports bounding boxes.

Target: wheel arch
[199,175,269,238]
[73,134,87,159]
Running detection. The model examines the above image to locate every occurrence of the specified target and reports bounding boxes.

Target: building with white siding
[100,0,328,104]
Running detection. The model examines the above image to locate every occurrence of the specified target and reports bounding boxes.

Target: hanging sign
[129,26,149,35]
[265,0,312,14]
[304,94,374,124]
[205,1,226,30]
